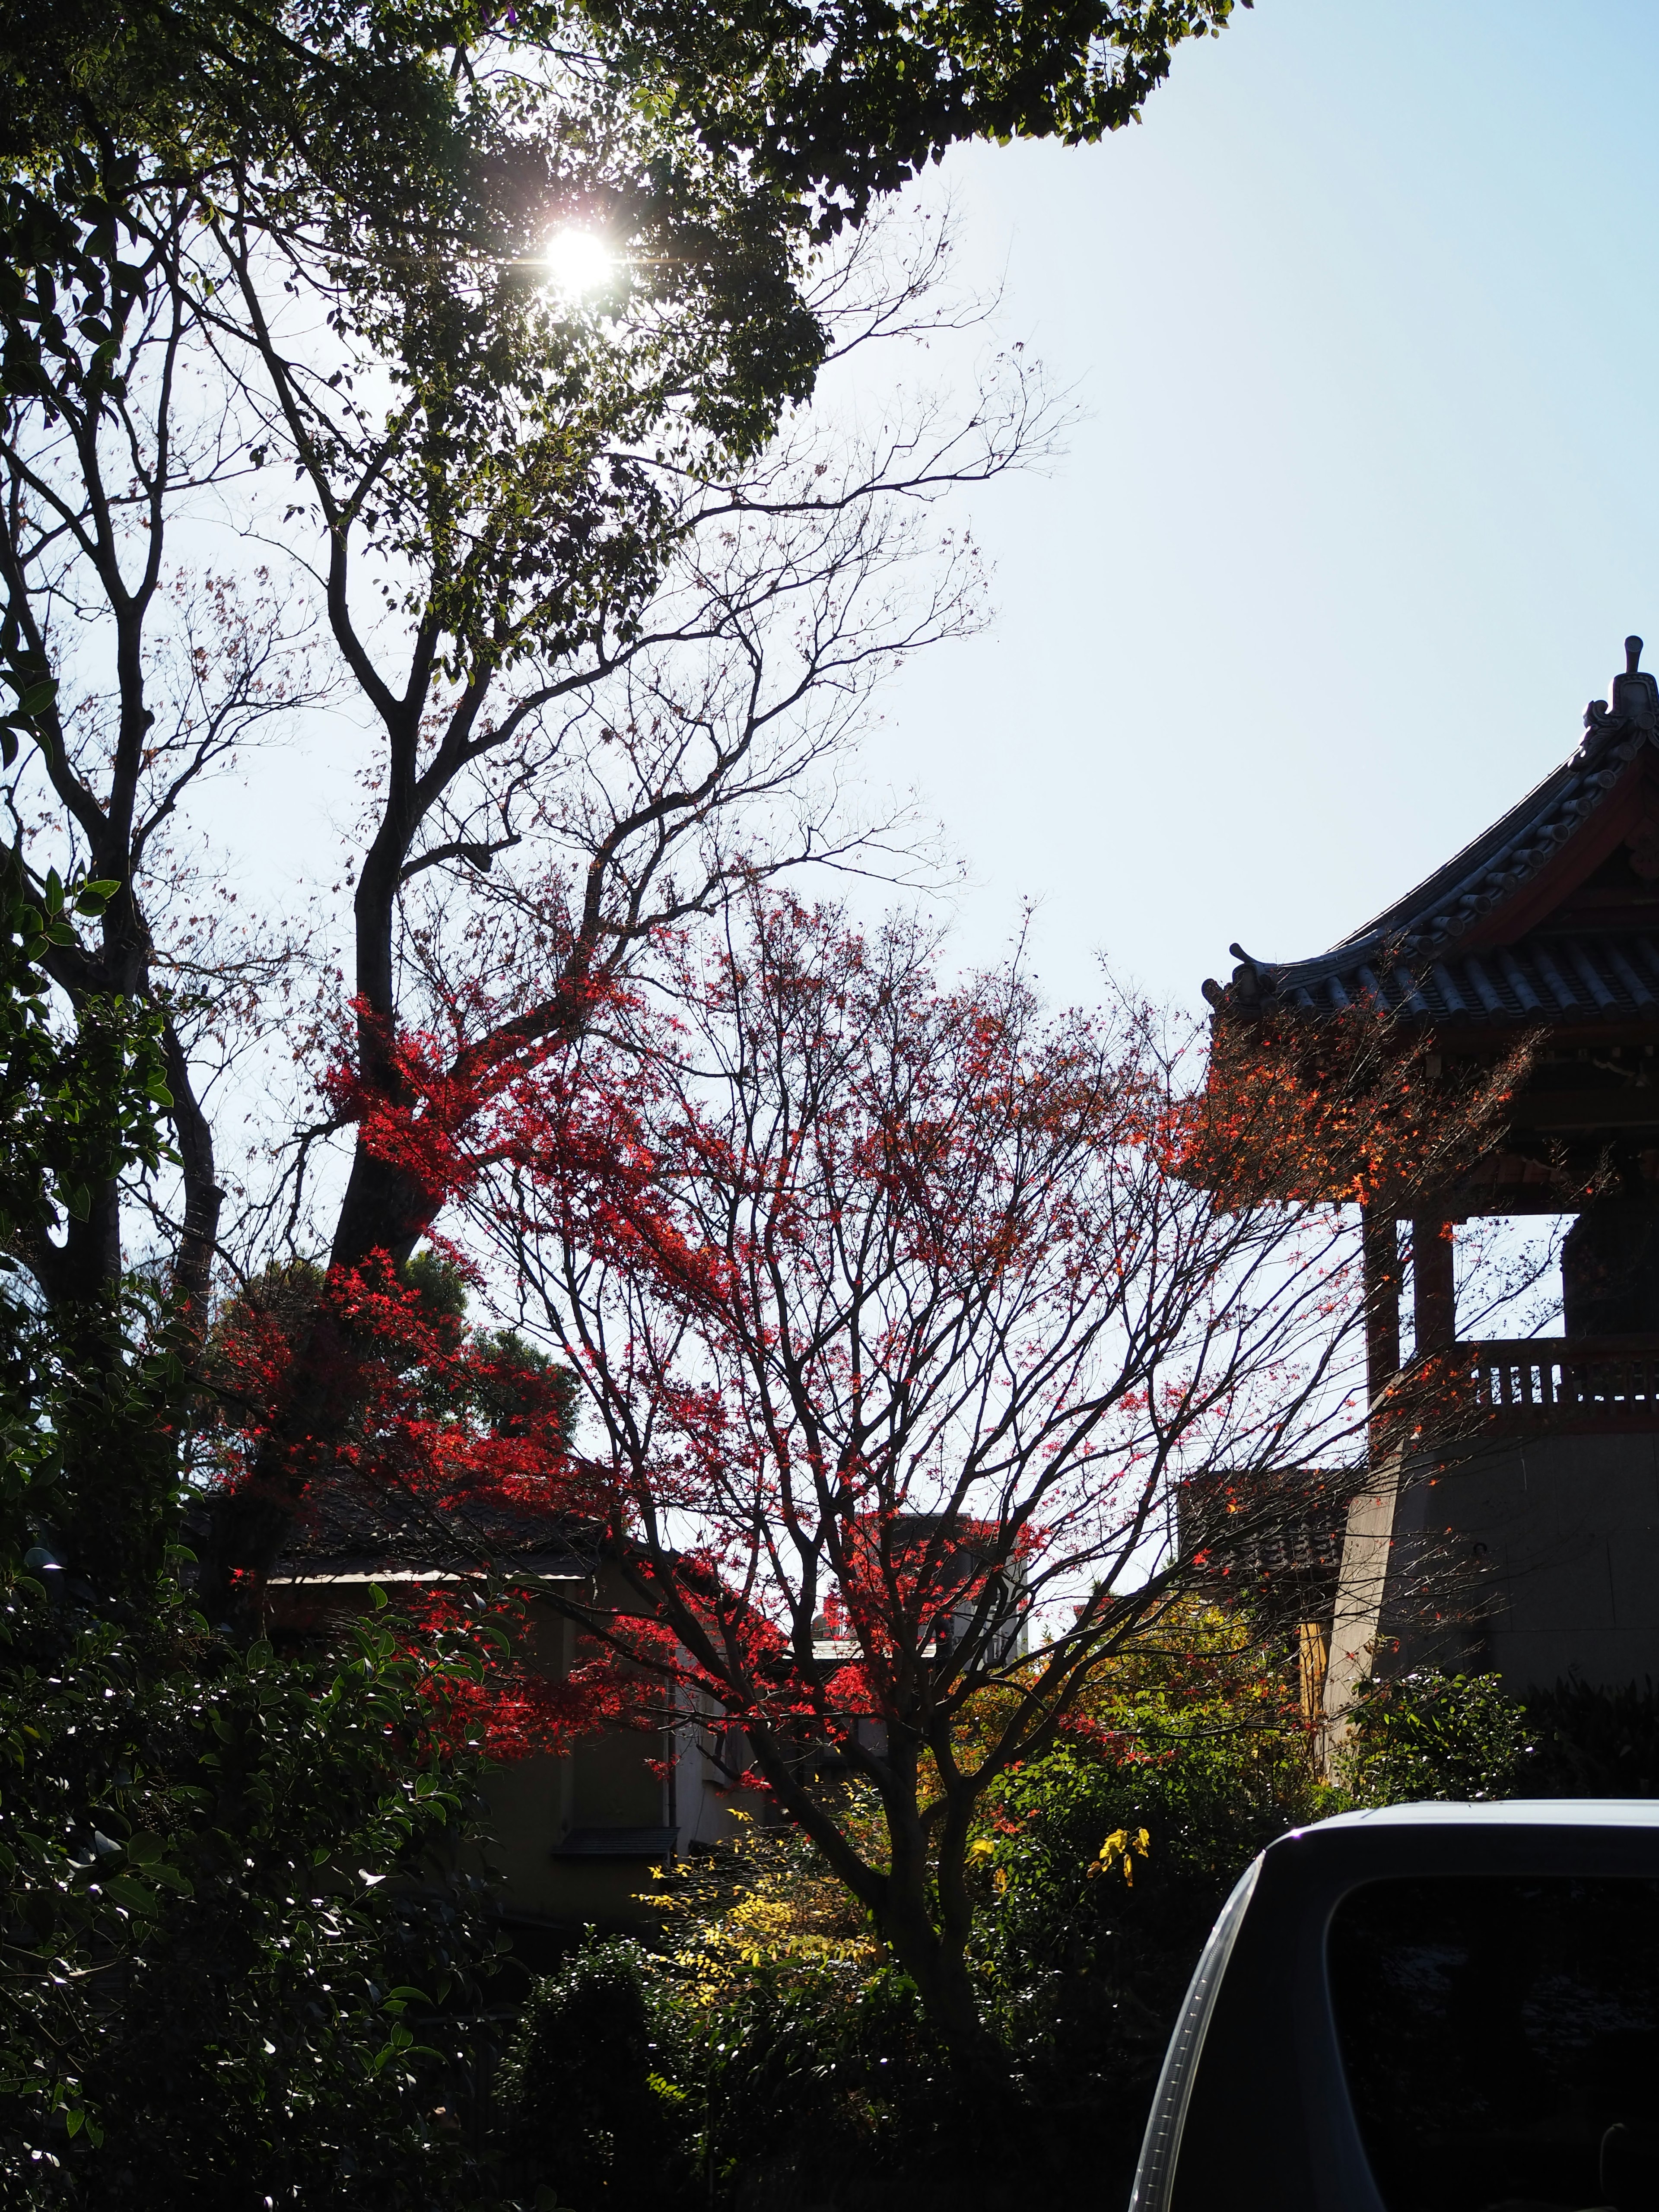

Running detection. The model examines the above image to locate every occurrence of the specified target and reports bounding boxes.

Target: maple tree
[406,893,1482,2079]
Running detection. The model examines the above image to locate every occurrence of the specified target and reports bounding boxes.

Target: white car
[1128,1801,1659,2212]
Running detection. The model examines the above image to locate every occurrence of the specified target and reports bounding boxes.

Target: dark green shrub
[967,1733,1325,2200]
[1523,1677,1659,1796]
[1337,1669,1533,1805]
[0,1591,505,2209]
[697,1961,964,2212]
[499,1938,693,2211]
[0,887,505,2206]
[1337,1666,1659,1804]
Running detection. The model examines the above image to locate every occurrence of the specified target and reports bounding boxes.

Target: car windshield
[1327,1874,1659,2212]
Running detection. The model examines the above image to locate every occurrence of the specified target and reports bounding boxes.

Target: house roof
[270,1469,597,1585]
[1205,637,1659,1032]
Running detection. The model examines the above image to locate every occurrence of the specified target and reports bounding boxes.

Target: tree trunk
[877,1893,1012,2093]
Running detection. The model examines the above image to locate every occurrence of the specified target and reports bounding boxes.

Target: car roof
[1293,1798,1659,1835]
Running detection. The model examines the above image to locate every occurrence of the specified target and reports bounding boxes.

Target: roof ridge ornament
[1612,634,1658,730]
[1583,631,1659,754]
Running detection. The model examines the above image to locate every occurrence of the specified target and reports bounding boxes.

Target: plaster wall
[1351,1431,1659,1698]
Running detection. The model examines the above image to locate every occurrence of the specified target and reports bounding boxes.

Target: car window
[1327,1875,1659,2212]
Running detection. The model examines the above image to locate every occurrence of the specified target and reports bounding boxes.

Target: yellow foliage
[645,1805,882,1997]
[1088,1826,1151,1886]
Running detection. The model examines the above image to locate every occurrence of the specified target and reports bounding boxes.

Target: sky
[860,0,1659,1019]
[179,0,1659,1326]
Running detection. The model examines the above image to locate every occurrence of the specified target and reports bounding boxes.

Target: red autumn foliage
[214,894,1498,2066]
[209,1252,579,1516]
[400,1589,640,1761]
[207,1249,609,1759]
[409,894,1427,2063]
[1190,992,1532,1209]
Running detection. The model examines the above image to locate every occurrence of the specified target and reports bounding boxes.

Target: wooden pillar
[1298,1619,1329,1740]
[1411,1217,1457,1352]
[1361,1206,1402,1447]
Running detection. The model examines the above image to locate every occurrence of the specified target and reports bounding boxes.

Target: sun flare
[541,227,614,298]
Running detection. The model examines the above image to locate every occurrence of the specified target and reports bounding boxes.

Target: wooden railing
[1467,1336,1659,1425]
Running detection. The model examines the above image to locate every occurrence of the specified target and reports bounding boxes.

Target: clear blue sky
[870,0,1659,1016]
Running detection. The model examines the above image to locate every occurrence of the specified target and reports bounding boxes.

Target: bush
[697,1961,963,2212]
[967,1710,1326,2201]
[499,1938,693,2211]
[0,1588,505,2208]
[1337,1666,1659,1804]
[1523,1678,1659,1796]
[1336,1668,1534,1805]
[0,864,522,2204]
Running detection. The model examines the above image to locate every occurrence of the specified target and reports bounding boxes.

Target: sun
[541,228,614,298]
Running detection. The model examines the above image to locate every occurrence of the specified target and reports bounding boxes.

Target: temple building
[1202,637,1659,1724]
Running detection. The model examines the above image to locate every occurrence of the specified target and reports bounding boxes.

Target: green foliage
[0,1595,502,2206]
[643,1816,957,2208]
[0,864,170,1263]
[398,1252,581,1439]
[0,871,506,2203]
[1523,1677,1659,1797]
[403,1250,473,1326]
[1333,1665,1659,1808]
[1345,1671,1659,1802]
[574,0,1247,232]
[0,866,180,1602]
[694,1960,957,2210]
[499,1937,693,2210]
[953,1618,1329,2194]
[1,0,1246,706]
[498,1931,963,2212]
[1336,1669,1534,1807]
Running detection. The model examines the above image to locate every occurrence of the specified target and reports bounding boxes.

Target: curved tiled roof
[1208,639,1659,1026]
[1275,929,1659,1024]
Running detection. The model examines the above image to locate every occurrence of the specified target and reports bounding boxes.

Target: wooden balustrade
[1465,1336,1659,1426]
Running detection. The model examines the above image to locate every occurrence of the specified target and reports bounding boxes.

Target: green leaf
[100,1873,157,1914]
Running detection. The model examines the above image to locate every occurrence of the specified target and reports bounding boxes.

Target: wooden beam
[1412,1217,1456,1352]
[1362,1206,1402,1456]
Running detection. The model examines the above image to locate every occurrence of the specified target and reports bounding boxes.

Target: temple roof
[1206,637,1659,1031]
